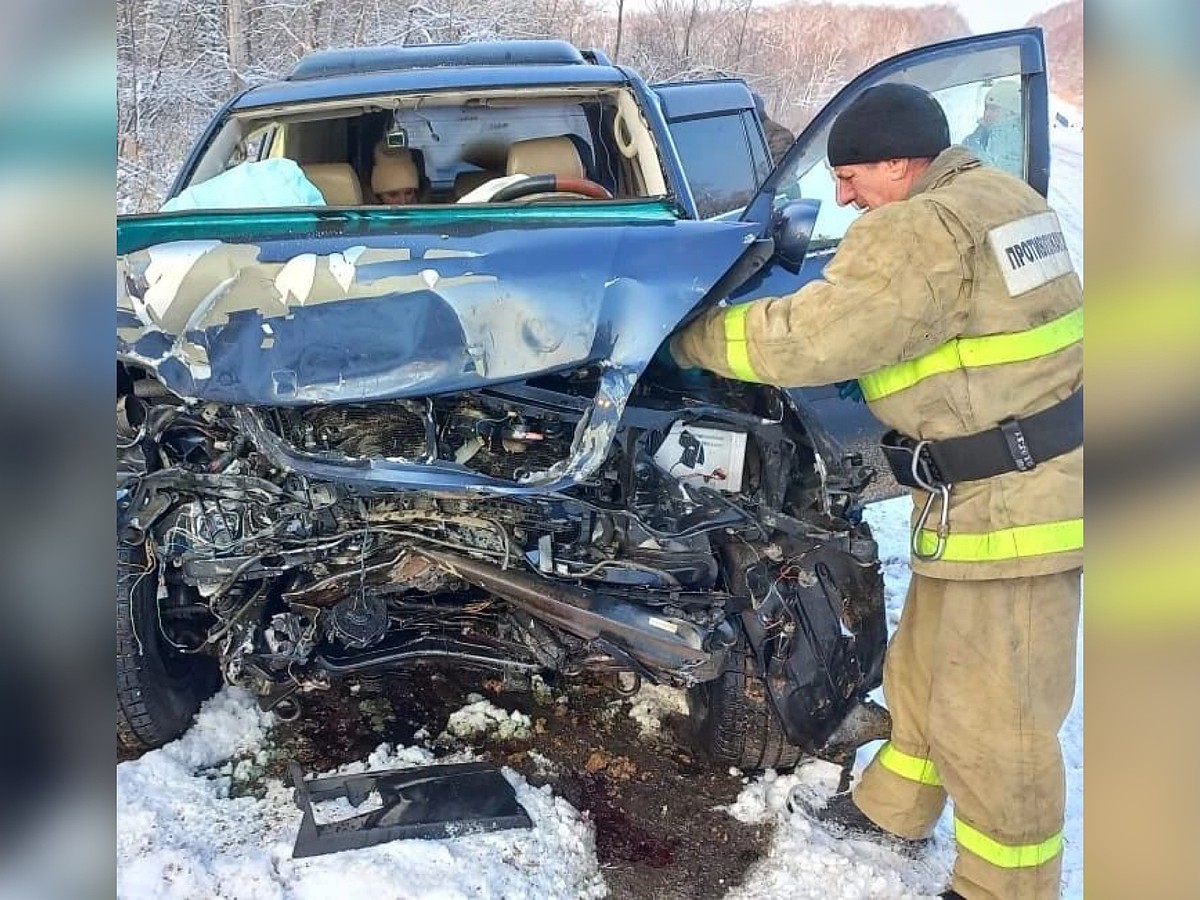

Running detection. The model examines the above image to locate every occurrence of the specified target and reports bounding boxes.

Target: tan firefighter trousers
[853,570,1081,899]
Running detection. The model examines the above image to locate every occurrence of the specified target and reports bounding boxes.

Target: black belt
[881,389,1083,489]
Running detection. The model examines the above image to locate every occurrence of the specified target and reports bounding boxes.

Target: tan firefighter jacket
[671,147,1082,580]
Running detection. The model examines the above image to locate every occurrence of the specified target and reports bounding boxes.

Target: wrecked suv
[118,32,1052,769]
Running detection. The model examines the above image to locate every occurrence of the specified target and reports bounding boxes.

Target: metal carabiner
[908,441,952,561]
[912,482,952,561]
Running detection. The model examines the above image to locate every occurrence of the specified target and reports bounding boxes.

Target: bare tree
[731,0,752,70]
[613,0,624,62]
[225,0,252,91]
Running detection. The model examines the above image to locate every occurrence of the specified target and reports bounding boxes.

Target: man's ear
[883,158,909,181]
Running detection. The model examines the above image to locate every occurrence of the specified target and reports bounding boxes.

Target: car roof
[651,79,758,119]
[287,40,602,78]
[232,41,631,111]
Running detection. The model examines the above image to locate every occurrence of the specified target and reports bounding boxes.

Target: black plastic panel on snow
[288,760,532,858]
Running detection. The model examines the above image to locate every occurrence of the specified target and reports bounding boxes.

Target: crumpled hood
[117,206,761,406]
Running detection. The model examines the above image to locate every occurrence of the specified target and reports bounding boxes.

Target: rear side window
[669,113,758,218]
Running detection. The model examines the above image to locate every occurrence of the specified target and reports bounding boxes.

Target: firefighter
[670,83,1082,899]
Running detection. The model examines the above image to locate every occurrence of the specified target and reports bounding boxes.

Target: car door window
[791,78,1031,247]
[225,124,276,170]
[765,39,1039,248]
[670,113,760,218]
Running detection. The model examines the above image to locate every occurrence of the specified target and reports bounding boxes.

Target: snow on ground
[1050,94,1084,132]
[117,692,605,899]
[722,756,952,900]
[1050,128,1085,282]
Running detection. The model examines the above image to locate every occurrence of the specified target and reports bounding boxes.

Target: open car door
[729,28,1051,463]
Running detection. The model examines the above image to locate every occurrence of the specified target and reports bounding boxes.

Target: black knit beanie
[827,83,950,166]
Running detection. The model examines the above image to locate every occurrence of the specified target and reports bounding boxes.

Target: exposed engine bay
[118,362,887,756]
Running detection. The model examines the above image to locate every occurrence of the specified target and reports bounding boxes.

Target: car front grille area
[269,399,573,481]
[285,402,430,460]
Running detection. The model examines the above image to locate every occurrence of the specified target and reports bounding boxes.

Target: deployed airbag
[161,159,326,212]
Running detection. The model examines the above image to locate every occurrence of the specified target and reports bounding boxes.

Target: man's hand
[653,339,707,380]
[652,341,678,370]
[837,379,865,403]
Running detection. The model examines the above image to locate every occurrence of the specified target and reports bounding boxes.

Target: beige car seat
[300,163,363,205]
[505,136,585,179]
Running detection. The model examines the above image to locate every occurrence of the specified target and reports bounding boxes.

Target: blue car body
[115,31,1050,759]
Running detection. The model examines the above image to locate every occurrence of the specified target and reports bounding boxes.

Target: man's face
[831,160,908,211]
[379,187,418,205]
[981,100,1016,126]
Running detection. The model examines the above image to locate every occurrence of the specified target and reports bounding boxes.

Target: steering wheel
[491,175,613,203]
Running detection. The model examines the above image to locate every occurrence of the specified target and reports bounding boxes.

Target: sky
[842,0,1063,33]
[623,0,1065,34]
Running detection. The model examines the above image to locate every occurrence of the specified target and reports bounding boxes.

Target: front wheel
[688,637,803,772]
[117,541,219,751]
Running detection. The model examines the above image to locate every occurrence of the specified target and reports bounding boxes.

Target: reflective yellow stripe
[723,303,762,382]
[876,742,941,786]
[860,307,1083,401]
[916,518,1083,562]
[955,818,1063,869]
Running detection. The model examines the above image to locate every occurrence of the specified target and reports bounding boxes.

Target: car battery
[652,422,748,492]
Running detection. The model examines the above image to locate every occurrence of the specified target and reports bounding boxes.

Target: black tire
[117,542,220,751]
[688,638,803,772]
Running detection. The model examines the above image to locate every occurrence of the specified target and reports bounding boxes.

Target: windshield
[173,86,669,212]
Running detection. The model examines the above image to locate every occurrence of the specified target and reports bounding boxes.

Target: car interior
[184,86,670,207]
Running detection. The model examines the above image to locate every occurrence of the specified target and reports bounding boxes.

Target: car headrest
[371,144,420,195]
[505,136,584,179]
[300,163,363,206]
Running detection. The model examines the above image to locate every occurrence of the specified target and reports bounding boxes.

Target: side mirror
[772,199,821,274]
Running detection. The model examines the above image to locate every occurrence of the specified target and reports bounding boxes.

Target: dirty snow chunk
[333,741,454,775]
[719,762,838,825]
[527,749,558,777]
[531,673,560,704]
[626,682,689,736]
[443,698,532,740]
[232,757,258,782]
